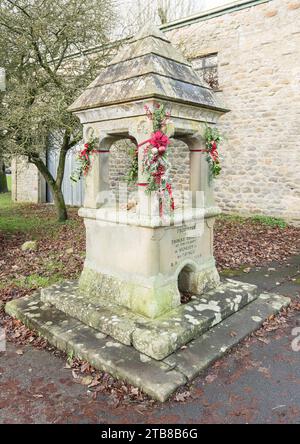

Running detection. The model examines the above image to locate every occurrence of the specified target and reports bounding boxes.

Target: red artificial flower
[150,131,170,148]
[210,141,219,161]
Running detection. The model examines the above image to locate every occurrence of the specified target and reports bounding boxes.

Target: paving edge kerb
[5,292,290,402]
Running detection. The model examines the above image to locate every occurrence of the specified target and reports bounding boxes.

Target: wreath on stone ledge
[70,103,222,212]
[126,103,222,213]
[126,102,174,216]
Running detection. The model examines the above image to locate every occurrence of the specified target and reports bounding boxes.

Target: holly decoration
[204,125,222,180]
[70,138,98,183]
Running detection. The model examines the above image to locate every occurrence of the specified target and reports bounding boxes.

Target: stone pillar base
[79,267,180,319]
[78,208,220,319]
[79,259,220,319]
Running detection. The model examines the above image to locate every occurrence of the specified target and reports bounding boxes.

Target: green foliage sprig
[204,125,222,180]
[126,146,138,184]
[70,138,98,183]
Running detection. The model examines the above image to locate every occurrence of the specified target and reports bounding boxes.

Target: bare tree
[0,0,116,220]
[123,0,203,33]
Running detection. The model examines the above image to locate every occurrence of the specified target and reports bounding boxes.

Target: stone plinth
[78,207,219,319]
[40,278,258,360]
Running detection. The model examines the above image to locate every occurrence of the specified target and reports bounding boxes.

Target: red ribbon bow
[138,131,170,149]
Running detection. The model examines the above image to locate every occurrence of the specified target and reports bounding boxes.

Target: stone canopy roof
[68,23,227,113]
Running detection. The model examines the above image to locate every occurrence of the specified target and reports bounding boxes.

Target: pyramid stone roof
[68,24,227,113]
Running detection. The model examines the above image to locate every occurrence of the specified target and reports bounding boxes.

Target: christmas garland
[70,138,99,182]
[203,125,222,180]
[71,105,222,215]
[127,103,175,216]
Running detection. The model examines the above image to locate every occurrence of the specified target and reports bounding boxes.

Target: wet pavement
[0,257,300,424]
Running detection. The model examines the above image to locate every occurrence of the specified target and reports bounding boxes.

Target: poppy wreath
[127,102,174,216]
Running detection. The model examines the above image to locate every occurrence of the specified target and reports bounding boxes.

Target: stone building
[11,0,300,223]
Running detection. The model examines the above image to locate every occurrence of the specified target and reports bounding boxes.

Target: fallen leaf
[258,366,271,378]
[205,374,217,383]
[88,378,102,388]
[257,337,270,344]
[130,387,139,396]
[174,391,191,402]
[80,376,93,386]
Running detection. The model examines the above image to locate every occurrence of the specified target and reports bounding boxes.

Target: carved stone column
[83,131,114,209]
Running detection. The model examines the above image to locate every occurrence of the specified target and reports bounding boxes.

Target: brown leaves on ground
[67,357,151,407]
[215,217,300,270]
[1,202,300,406]
[254,298,300,339]
[174,390,191,402]
[0,204,85,304]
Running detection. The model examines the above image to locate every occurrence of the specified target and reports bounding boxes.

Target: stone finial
[132,23,170,42]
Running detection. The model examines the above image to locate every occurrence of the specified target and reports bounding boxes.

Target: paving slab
[5,290,290,402]
[227,257,300,292]
[164,292,290,379]
[5,293,186,402]
[41,279,258,360]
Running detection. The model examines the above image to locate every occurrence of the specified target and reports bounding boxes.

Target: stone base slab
[5,291,290,402]
[41,279,258,360]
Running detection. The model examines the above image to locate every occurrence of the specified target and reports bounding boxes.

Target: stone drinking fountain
[6,24,289,401]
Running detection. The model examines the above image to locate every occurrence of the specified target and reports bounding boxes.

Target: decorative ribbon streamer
[191,142,219,162]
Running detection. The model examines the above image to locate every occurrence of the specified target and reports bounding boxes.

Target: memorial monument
[6,25,290,401]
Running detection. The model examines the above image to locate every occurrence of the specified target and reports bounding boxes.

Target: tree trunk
[30,155,68,222]
[0,159,8,193]
[51,183,68,222]
[28,130,78,222]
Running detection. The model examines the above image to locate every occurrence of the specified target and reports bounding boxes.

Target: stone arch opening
[107,136,138,209]
[177,263,196,296]
[146,137,190,213]
[168,138,190,193]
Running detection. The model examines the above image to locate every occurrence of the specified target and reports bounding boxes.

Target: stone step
[41,279,259,360]
[41,282,149,346]
[131,279,259,359]
[5,291,290,402]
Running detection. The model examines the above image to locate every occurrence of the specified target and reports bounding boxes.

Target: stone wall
[108,139,190,200]
[11,157,45,203]
[165,0,300,223]
[11,0,300,223]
